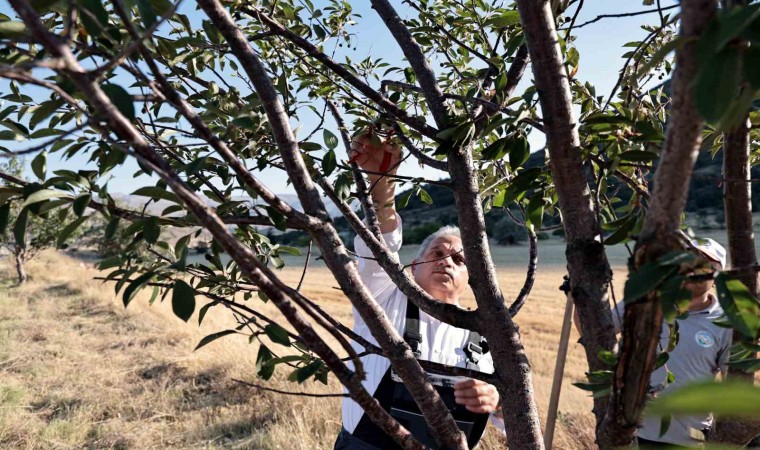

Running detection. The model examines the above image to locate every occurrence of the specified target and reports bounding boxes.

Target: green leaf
[80,0,109,37]
[715,274,760,339]
[198,301,215,325]
[481,138,506,160]
[148,284,159,305]
[526,195,544,229]
[97,256,122,270]
[194,329,237,351]
[264,323,291,346]
[265,206,286,231]
[29,100,62,130]
[418,187,432,205]
[490,10,520,28]
[654,351,670,369]
[603,213,635,246]
[276,246,301,256]
[0,203,10,235]
[104,217,119,240]
[171,279,196,322]
[323,129,339,150]
[142,217,160,244]
[322,149,337,177]
[619,150,659,162]
[57,216,88,248]
[201,19,222,44]
[72,194,90,217]
[291,360,324,384]
[647,381,760,417]
[231,116,256,130]
[131,186,178,203]
[729,357,760,372]
[597,350,618,366]
[122,271,154,307]
[658,414,672,438]
[636,37,683,78]
[0,21,26,39]
[22,189,71,208]
[31,151,47,180]
[397,189,414,209]
[693,48,741,123]
[0,130,19,141]
[623,262,678,303]
[13,208,28,247]
[136,0,157,28]
[508,135,530,170]
[256,345,275,380]
[101,84,135,121]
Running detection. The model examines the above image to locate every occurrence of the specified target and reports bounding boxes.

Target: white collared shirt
[341,217,499,433]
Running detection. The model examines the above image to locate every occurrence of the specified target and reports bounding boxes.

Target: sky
[0,0,679,195]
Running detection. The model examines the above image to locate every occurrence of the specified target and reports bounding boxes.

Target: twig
[295,240,312,292]
[231,378,348,397]
[508,228,538,316]
[242,6,439,140]
[559,4,679,30]
[1,121,90,156]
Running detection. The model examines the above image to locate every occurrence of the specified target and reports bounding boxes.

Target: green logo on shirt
[695,330,715,348]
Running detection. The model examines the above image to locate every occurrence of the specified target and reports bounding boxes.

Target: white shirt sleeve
[353,214,403,309]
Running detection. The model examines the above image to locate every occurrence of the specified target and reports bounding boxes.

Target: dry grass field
[0,250,630,449]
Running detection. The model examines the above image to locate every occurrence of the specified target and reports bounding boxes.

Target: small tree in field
[0,156,82,283]
[0,0,758,448]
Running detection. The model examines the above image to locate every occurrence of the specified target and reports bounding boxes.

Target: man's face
[684,258,721,302]
[411,235,469,305]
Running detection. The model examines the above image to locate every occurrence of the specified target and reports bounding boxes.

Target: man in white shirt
[334,132,501,449]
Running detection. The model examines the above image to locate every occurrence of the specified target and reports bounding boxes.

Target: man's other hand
[454,379,500,414]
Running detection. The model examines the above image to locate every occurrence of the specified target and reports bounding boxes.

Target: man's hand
[349,130,402,233]
[454,379,500,414]
[349,132,402,176]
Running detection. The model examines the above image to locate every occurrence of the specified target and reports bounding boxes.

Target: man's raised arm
[350,131,402,233]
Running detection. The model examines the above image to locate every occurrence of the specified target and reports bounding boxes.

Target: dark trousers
[637,437,703,449]
[334,427,383,450]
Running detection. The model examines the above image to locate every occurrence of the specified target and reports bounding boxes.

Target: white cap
[690,238,727,270]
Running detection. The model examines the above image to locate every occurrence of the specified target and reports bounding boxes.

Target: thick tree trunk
[14,247,27,285]
[712,116,760,444]
[514,0,616,435]
[447,148,545,449]
[599,0,717,447]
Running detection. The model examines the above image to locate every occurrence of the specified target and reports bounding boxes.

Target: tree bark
[447,147,545,449]
[14,247,27,285]
[196,1,468,448]
[514,0,616,434]
[712,116,760,444]
[599,0,718,447]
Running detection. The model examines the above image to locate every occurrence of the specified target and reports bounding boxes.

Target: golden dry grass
[0,250,625,449]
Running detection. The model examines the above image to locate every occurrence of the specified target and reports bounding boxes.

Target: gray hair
[415,225,461,261]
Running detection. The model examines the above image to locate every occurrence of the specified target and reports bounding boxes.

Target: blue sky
[0,0,677,194]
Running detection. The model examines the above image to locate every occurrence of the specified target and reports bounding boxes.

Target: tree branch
[370,0,449,128]
[600,0,718,446]
[240,6,439,141]
[515,0,616,435]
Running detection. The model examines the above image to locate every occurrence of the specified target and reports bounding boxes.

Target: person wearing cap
[576,239,732,448]
[632,238,732,448]
[333,131,503,450]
